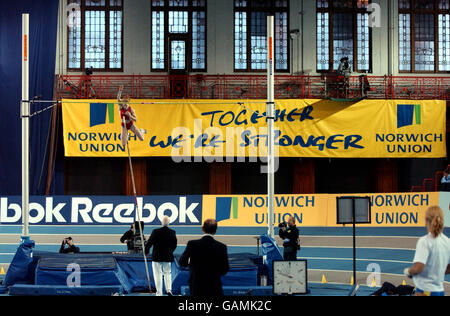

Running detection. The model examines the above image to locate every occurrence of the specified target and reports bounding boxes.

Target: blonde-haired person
[404,206,450,296]
[117,86,144,147]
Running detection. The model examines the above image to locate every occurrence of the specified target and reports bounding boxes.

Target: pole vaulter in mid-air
[117,85,145,147]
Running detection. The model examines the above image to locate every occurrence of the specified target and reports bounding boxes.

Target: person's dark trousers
[283,246,297,261]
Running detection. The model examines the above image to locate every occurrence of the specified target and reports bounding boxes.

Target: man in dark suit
[145,216,177,296]
[179,219,229,296]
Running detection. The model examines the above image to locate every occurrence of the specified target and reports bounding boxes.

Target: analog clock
[273,260,307,295]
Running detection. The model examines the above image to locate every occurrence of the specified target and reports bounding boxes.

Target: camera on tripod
[127,221,146,254]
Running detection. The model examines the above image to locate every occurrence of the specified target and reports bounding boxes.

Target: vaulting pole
[267,15,275,238]
[124,117,153,293]
[21,13,30,242]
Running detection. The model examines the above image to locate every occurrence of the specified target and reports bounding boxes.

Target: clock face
[273,260,307,295]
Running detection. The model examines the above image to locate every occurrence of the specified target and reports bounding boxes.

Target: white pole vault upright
[267,15,275,238]
[21,13,30,242]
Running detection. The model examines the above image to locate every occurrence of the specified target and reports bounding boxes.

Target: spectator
[441,168,450,191]
[59,237,80,254]
[179,219,229,296]
[404,206,450,296]
[145,216,177,296]
[278,216,300,261]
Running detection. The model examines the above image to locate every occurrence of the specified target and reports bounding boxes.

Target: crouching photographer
[278,216,300,261]
[59,237,80,254]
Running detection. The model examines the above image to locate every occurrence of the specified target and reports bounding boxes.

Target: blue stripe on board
[299,247,415,262]
[0,254,13,263]
[0,245,415,262]
[0,226,445,236]
[0,252,448,282]
[303,257,409,274]
[0,245,258,256]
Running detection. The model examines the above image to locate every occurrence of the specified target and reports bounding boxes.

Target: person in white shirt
[404,206,450,296]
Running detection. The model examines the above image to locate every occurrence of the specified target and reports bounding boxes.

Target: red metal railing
[55,74,450,100]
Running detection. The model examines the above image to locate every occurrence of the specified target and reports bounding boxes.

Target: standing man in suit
[145,216,177,296]
[179,219,229,296]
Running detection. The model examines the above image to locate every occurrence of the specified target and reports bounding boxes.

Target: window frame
[233,1,290,73]
[398,0,450,73]
[67,0,124,72]
[150,0,208,73]
[316,0,373,73]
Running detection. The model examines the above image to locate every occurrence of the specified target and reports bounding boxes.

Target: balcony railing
[55,74,450,100]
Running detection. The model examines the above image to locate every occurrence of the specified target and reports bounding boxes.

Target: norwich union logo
[397,104,421,129]
[90,103,115,127]
[215,197,239,222]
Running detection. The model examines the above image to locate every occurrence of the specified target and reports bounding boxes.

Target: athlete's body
[117,86,144,147]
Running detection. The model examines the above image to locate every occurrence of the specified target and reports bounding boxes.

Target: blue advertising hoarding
[0,196,202,226]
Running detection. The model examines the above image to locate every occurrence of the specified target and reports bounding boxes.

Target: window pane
[399,13,412,71]
[235,12,247,70]
[251,0,272,9]
[414,14,435,71]
[192,0,206,6]
[333,13,353,70]
[333,0,353,8]
[414,0,434,10]
[152,0,164,6]
[317,12,329,71]
[169,0,188,7]
[85,10,106,69]
[171,40,186,70]
[251,12,268,70]
[169,11,188,33]
[86,0,106,6]
[235,0,247,8]
[192,11,206,70]
[275,12,288,70]
[439,0,450,10]
[275,0,288,8]
[152,11,165,69]
[357,0,369,9]
[68,0,82,69]
[357,13,370,71]
[317,0,329,8]
[399,0,411,9]
[109,10,122,69]
[438,14,450,71]
[110,0,122,6]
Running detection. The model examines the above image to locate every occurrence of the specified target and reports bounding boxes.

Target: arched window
[67,0,123,71]
[234,0,289,72]
[316,0,372,72]
[399,0,450,72]
[151,0,207,72]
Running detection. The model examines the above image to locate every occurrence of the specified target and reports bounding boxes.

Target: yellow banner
[202,192,440,227]
[62,99,446,158]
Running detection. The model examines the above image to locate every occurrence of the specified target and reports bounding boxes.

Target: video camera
[278,222,287,228]
[85,66,93,76]
[127,221,146,254]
